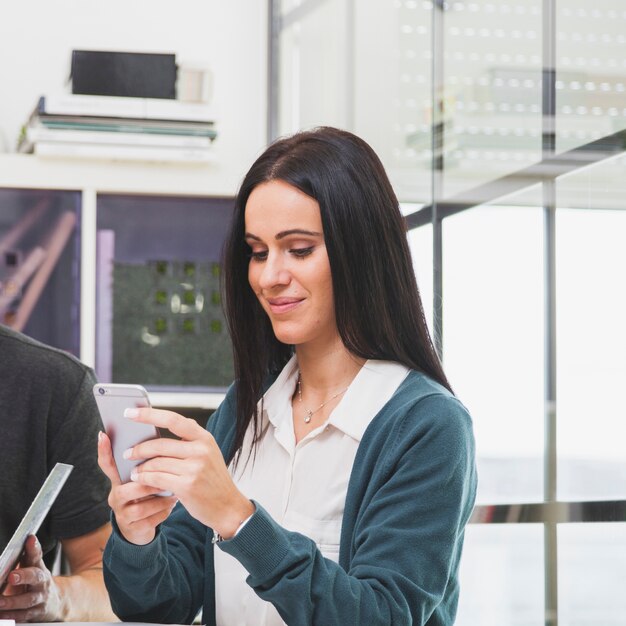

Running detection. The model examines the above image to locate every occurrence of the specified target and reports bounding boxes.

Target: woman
[98,127,477,626]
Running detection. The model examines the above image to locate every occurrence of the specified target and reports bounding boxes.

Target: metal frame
[542,1,559,622]
[344,0,355,131]
[471,500,626,524]
[268,0,281,143]
[431,0,445,358]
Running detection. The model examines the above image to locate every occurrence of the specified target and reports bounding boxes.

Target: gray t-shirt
[0,325,110,568]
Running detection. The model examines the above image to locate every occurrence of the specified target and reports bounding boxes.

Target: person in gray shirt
[0,324,116,622]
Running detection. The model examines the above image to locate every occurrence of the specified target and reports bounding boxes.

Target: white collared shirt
[214,356,409,626]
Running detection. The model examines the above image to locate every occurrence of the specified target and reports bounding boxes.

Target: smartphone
[93,383,170,495]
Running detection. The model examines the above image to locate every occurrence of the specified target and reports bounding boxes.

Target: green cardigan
[103,370,477,625]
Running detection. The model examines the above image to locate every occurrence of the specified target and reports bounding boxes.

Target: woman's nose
[258,253,291,289]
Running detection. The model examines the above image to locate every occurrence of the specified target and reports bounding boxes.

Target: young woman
[98,127,477,626]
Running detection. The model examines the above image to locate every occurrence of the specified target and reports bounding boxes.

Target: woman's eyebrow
[244,229,322,241]
[275,229,322,240]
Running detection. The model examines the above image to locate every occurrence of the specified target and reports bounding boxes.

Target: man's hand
[0,535,62,622]
[0,524,118,623]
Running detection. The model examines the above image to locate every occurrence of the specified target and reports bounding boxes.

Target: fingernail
[11,572,20,584]
[130,470,139,481]
[122,448,133,460]
[124,408,139,419]
[98,431,103,443]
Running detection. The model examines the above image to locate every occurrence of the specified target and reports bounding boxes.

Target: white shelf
[0,153,238,196]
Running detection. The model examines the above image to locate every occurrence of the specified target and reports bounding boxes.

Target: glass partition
[556,156,626,501]
[456,524,545,626]
[441,0,542,197]
[272,1,626,623]
[353,0,433,202]
[558,524,626,625]
[442,192,544,504]
[278,0,349,136]
[556,3,626,153]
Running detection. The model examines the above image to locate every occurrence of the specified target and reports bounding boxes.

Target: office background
[1,1,625,624]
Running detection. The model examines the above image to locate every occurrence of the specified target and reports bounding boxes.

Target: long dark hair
[223,126,451,462]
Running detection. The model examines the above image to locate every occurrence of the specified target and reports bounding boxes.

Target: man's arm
[0,523,117,622]
[55,522,118,621]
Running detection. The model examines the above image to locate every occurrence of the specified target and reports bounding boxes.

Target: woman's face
[245,179,337,349]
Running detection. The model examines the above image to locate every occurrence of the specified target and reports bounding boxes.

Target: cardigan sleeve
[218,393,477,626]
[103,502,207,624]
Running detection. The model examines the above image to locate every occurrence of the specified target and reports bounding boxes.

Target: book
[26,126,214,149]
[38,93,216,123]
[34,141,215,164]
[0,463,73,589]
[37,115,217,137]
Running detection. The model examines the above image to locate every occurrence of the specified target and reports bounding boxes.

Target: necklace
[296,373,349,424]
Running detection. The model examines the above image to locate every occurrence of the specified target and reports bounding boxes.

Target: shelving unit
[0,153,235,409]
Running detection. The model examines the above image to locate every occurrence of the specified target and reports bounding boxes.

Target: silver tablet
[0,462,73,590]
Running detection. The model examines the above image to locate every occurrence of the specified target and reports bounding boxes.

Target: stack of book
[18,93,217,163]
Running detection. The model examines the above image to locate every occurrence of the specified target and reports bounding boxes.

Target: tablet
[0,462,73,590]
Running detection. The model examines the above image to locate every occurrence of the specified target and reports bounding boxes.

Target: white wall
[0,0,268,192]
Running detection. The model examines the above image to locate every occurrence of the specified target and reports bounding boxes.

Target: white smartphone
[93,383,171,495]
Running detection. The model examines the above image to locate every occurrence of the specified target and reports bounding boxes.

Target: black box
[71,50,177,99]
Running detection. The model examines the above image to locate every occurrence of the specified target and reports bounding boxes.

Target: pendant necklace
[296,373,349,424]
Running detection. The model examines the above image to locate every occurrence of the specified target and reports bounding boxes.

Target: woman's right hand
[97,431,178,545]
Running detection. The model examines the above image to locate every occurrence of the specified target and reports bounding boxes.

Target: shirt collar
[260,354,299,428]
[328,360,409,442]
[261,356,409,442]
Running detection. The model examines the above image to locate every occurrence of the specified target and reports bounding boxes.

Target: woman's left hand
[123,408,255,539]
[0,535,63,622]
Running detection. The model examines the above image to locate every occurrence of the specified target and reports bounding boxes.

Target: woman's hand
[121,408,254,539]
[0,535,62,622]
[97,430,178,546]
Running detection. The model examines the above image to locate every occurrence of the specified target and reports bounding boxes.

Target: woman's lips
[266,297,304,314]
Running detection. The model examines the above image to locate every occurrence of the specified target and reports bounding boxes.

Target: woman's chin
[273,331,303,346]
[269,322,308,347]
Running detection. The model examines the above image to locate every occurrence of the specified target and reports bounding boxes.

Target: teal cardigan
[103,370,477,625]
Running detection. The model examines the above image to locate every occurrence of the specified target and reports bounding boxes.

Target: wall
[0,0,268,192]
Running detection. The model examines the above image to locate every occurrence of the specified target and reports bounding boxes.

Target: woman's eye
[290,246,314,258]
[249,250,268,262]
